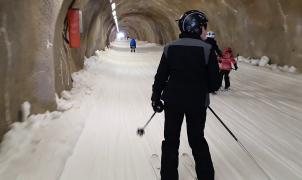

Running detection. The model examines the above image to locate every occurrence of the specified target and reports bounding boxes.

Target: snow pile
[238,56,269,67]
[237,56,246,62]
[250,59,260,66]
[83,55,102,72]
[238,55,299,74]
[267,64,279,71]
[56,93,73,111]
[289,66,297,73]
[95,50,102,57]
[259,56,270,67]
[280,65,290,72]
[61,90,72,100]
[238,56,252,64]
[265,64,298,73]
[0,110,62,168]
[0,52,103,179]
[55,57,102,111]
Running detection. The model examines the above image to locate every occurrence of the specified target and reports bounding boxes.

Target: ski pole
[229,53,239,71]
[137,112,156,137]
[208,106,271,180]
[232,53,239,71]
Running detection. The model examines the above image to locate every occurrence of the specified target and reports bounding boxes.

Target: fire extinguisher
[67,8,81,48]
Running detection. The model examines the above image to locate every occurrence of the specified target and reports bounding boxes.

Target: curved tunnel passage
[0,0,302,179]
[1,0,301,135]
[117,12,177,44]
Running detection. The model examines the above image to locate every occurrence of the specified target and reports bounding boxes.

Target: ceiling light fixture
[110,1,119,32]
[111,3,116,11]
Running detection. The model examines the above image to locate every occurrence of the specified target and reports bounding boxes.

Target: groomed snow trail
[60,41,302,180]
[0,40,301,180]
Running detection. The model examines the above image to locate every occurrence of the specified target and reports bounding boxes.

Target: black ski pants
[130,46,136,52]
[220,70,231,89]
[161,103,214,180]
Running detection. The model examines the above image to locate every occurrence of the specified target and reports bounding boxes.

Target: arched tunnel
[0,0,302,179]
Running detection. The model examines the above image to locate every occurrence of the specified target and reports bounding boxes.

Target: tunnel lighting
[109,0,119,33]
[111,3,116,10]
[117,32,125,39]
[112,11,116,16]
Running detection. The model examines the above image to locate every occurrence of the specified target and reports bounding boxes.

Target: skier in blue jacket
[130,38,136,53]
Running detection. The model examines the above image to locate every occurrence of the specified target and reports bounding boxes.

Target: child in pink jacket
[219,48,238,90]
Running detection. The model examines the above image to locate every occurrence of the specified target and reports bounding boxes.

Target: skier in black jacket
[151,10,220,180]
[206,31,222,95]
[206,31,222,57]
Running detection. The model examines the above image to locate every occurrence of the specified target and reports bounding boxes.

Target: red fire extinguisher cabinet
[68,8,81,48]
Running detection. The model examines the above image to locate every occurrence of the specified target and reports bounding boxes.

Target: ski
[150,154,161,180]
[181,153,198,180]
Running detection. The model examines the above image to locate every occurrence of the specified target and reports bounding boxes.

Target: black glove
[152,100,164,113]
[234,64,238,70]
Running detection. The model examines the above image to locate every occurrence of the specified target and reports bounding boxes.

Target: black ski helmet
[178,10,208,35]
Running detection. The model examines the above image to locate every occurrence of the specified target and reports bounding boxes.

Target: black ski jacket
[151,33,220,107]
[205,38,222,57]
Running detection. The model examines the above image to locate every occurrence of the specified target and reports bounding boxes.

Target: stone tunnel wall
[203,0,302,70]
[0,0,302,140]
[0,0,113,140]
[115,0,302,70]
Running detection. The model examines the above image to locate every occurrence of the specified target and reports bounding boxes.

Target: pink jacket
[219,48,237,71]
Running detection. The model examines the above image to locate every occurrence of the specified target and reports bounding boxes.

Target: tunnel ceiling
[110,0,179,44]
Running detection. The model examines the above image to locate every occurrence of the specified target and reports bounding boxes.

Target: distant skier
[151,10,220,180]
[206,31,222,95]
[205,31,222,57]
[219,48,238,90]
[130,38,136,53]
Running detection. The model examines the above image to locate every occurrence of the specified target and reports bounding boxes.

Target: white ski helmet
[207,31,216,38]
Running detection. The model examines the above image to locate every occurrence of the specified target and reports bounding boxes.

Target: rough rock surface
[0,0,301,139]
[115,0,302,71]
[0,0,113,139]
